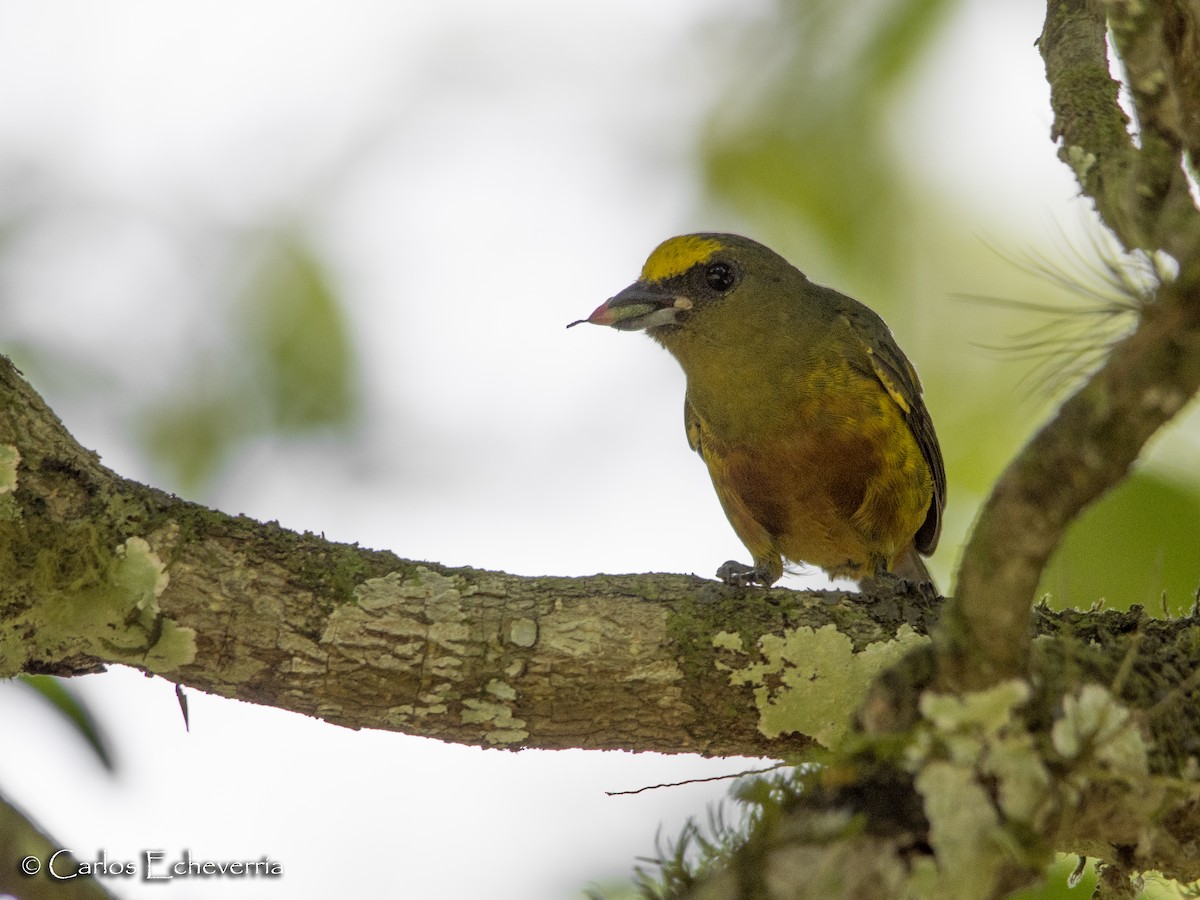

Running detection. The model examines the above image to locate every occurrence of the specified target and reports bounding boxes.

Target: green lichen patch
[507,617,538,648]
[905,680,1055,897]
[1052,683,1148,776]
[914,681,1036,769]
[0,444,18,493]
[715,622,929,748]
[0,444,19,522]
[920,680,1031,734]
[1,534,195,675]
[913,761,1011,898]
[324,566,532,745]
[461,694,528,745]
[907,681,1049,811]
[1065,144,1097,180]
[918,682,1053,836]
[903,675,1200,896]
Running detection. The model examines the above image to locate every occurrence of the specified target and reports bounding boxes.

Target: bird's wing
[684,395,703,454]
[843,309,946,555]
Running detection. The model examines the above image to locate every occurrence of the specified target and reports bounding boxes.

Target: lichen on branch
[938,0,1200,692]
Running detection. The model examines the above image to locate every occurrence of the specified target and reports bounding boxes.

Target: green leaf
[243,236,359,432]
[1008,855,1098,899]
[699,0,955,281]
[138,230,360,496]
[17,675,115,772]
[141,392,251,494]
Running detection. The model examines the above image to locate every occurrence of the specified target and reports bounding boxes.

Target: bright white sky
[0,1,1081,897]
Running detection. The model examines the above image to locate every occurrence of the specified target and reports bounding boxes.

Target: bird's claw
[862,569,937,599]
[716,560,770,587]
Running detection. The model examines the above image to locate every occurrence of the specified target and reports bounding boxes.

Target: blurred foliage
[701,0,955,284]
[604,768,1101,900]
[1041,471,1200,615]
[15,676,114,772]
[584,879,646,900]
[247,237,357,432]
[1012,857,1098,899]
[140,233,359,495]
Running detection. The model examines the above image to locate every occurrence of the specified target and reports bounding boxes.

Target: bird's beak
[567,282,692,331]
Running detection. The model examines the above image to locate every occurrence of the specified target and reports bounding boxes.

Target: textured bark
[937,0,1200,691]
[7,350,1200,896]
[0,353,944,756]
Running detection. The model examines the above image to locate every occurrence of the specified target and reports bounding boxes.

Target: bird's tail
[892,545,937,592]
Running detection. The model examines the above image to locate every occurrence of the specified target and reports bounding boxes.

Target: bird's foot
[861,568,937,600]
[716,560,771,587]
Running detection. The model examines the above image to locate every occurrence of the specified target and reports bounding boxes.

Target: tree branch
[8,342,1200,895]
[936,0,1200,691]
[0,354,946,757]
[671,605,1200,898]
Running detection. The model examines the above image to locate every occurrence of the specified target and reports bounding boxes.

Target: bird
[569,233,945,589]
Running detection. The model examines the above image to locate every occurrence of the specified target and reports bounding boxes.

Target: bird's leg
[716,560,772,587]
[861,560,936,599]
[861,568,907,595]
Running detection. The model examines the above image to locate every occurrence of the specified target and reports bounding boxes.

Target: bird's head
[569,233,796,336]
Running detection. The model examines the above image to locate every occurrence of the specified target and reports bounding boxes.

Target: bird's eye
[705,262,736,292]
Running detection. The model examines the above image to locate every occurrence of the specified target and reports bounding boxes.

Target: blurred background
[1,0,1198,896]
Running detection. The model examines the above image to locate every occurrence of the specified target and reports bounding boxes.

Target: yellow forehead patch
[640,234,723,283]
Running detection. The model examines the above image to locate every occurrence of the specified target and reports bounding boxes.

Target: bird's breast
[686,357,932,568]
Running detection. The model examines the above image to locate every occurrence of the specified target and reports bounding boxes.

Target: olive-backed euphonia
[572,233,945,588]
